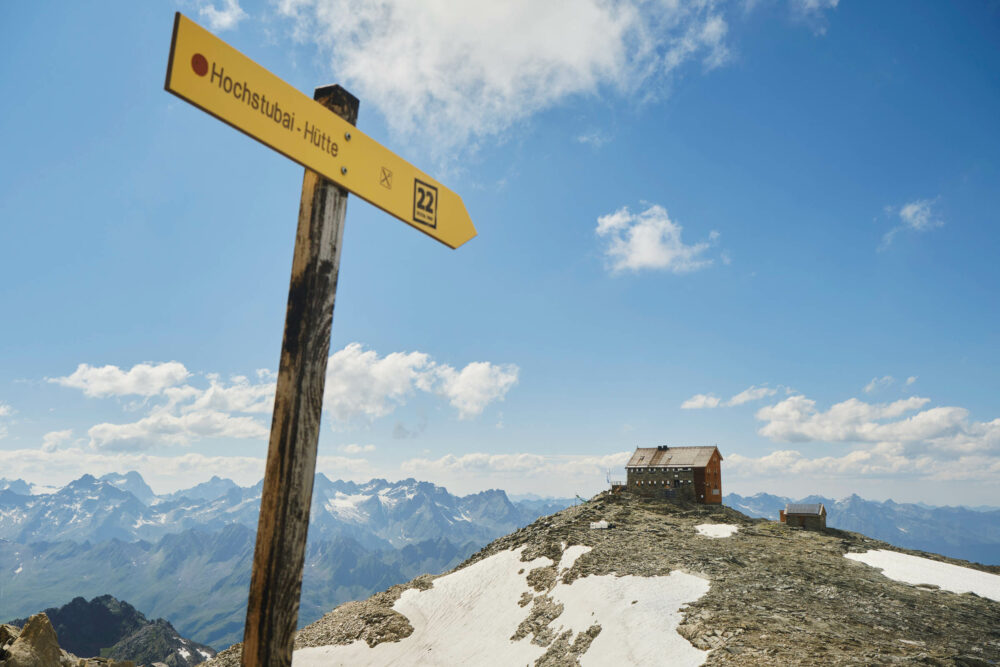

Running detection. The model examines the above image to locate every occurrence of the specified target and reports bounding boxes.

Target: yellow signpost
[164,12,478,667]
[165,13,476,248]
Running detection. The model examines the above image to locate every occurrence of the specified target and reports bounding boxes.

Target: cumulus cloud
[88,410,268,452]
[277,0,731,157]
[199,0,248,31]
[596,204,717,274]
[681,385,776,409]
[753,395,962,444]
[50,362,190,398]
[324,344,433,421]
[708,380,1000,484]
[435,362,519,419]
[880,198,944,249]
[55,344,517,451]
[324,343,518,421]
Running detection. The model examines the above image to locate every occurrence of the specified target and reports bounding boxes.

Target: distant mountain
[100,471,158,506]
[0,473,571,549]
[163,476,239,503]
[725,492,1000,564]
[0,477,57,496]
[9,594,216,666]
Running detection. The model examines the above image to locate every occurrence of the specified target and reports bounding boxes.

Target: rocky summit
[206,492,999,666]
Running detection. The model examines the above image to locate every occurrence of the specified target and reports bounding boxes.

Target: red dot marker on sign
[191,53,208,77]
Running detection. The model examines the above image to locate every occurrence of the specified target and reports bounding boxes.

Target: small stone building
[624,445,723,504]
[780,503,827,530]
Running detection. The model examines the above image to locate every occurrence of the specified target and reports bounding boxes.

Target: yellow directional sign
[165,13,476,249]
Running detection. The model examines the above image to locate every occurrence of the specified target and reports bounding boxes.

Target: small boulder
[3,613,62,667]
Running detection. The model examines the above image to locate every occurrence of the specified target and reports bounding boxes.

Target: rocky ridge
[7,596,215,667]
[206,492,999,666]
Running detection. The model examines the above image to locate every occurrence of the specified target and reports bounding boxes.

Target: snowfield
[846,550,1000,601]
[695,524,739,539]
[292,545,710,666]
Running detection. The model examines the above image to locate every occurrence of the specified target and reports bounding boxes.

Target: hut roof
[785,503,826,516]
[625,446,720,468]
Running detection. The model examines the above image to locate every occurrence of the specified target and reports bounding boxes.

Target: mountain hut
[624,445,723,504]
[780,503,827,530]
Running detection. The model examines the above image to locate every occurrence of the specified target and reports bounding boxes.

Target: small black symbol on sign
[413,179,437,228]
[379,167,393,189]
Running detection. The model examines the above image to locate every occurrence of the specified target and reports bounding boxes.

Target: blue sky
[1,1,998,503]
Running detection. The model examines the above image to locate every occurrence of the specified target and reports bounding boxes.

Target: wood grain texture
[241,85,359,667]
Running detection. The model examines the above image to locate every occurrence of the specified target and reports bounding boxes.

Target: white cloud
[87,410,268,452]
[435,362,519,419]
[324,344,433,421]
[199,0,248,31]
[681,385,776,409]
[727,385,777,406]
[277,0,732,157]
[596,204,716,274]
[338,443,376,454]
[54,344,517,451]
[880,198,944,249]
[185,373,276,414]
[863,375,894,394]
[906,376,917,386]
[681,393,722,409]
[711,382,1000,485]
[41,429,73,453]
[50,361,190,398]
[324,343,518,421]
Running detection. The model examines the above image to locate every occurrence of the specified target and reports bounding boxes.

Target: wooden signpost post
[164,13,477,667]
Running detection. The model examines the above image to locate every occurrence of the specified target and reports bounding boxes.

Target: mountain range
[0,472,572,649]
[725,492,1000,565]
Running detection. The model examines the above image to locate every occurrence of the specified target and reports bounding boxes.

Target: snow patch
[558,545,591,573]
[551,571,709,666]
[846,550,1000,601]
[292,546,709,666]
[177,647,191,658]
[324,493,369,522]
[695,524,739,538]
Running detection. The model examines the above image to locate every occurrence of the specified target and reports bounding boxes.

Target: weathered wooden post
[163,13,476,665]
[240,85,359,667]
